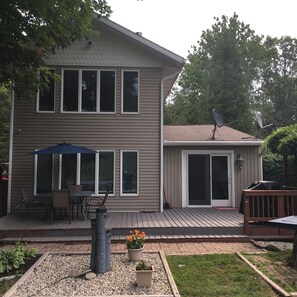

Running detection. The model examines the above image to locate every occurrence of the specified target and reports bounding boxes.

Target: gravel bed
[254,240,293,250]
[13,253,173,296]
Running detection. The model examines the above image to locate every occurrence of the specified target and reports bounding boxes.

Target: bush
[263,152,297,186]
[0,242,37,274]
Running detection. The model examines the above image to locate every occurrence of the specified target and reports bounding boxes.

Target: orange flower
[126,229,146,249]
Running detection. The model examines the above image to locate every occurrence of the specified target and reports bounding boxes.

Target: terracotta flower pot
[127,247,143,262]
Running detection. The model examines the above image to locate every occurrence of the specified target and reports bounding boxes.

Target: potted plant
[126,229,145,262]
[135,260,153,287]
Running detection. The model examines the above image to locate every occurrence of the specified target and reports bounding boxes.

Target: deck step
[0,234,250,244]
[0,225,244,240]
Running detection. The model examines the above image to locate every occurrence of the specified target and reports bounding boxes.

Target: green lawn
[166,254,278,297]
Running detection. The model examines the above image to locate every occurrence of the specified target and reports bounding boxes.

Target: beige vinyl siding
[11,68,162,212]
[163,145,262,208]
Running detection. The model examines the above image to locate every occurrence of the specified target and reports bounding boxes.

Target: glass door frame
[182,150,235,208]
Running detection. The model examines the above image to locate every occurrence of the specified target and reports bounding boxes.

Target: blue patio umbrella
[32,142,97,155]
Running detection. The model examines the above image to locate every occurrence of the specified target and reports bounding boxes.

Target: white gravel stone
[13,253,173,296]
[255,240,293,250]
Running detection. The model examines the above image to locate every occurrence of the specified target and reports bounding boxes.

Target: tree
[259,36,297,128]
[263,124,297,185]
[168,14,264,133]
[0,0,112,94]
[0,86,10,162]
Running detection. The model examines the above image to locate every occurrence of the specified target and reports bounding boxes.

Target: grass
[245,250,297,293]
[0,277,21,296]
[166,254,278,297]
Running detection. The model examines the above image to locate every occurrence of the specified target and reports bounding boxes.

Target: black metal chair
[86,185,110,218]
[19,187,44,220]
[68,184,83,218]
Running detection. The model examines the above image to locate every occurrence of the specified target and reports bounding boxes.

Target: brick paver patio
[0,241,261,255]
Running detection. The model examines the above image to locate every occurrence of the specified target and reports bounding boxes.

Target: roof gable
[45,17,185,70]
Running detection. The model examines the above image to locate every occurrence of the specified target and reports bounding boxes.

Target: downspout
[7,87,15,214]
[160,71,181,212]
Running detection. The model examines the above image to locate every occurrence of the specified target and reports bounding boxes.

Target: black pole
[106,228,112,271]
[94,208,107,274]
[90,218,96,271]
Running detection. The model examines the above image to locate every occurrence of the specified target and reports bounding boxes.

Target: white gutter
[164,140,263,146]
[160,71,182,212]
[7,87,15,214]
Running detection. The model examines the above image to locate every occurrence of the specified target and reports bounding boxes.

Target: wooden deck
[0,208,247,243]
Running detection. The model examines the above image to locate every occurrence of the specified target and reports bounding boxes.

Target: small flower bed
[126,230,145,249]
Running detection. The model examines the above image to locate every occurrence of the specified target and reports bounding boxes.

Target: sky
[107,0,297,58]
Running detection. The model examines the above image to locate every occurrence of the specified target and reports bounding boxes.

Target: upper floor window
[62,69,115,113]
[63,70,79,112]
[100,71,115,112]
[37,69,55,112]
[122,70,139,113]
[82,71,97,112]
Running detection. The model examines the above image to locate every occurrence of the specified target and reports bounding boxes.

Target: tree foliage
[0,0,112,94]
[0,86,10,162]
[166,14,264,133]
[258,36,297,128]
[263,124,297,185]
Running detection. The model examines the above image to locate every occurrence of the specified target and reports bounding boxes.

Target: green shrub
[0,242,37,274]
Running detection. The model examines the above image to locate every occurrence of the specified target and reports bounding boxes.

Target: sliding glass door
[187,153,231,207]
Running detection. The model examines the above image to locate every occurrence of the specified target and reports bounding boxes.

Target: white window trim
[33,153,54,195]
[97,150,115,196]
[36,69,56,113]
[121,70,140,114]
[61,69,116,114]
[120,150,139,196]
[181,150,235,208]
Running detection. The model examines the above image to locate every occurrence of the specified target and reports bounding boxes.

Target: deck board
[0,208,245,240]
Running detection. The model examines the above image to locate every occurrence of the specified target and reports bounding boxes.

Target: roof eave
[164,140,264,146]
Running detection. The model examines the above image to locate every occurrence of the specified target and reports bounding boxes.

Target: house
[163,125,263,208]
[8,17,263,214]
[8,17,185,213]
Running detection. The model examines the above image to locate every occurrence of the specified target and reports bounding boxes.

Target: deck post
[243,193,250,235]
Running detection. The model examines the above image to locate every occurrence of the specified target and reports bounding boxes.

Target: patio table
[70,191,93,220]
[34,191,93,220]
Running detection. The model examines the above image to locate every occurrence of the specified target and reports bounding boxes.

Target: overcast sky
[107,0,297,58]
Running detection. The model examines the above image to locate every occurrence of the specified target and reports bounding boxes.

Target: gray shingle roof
[164,125,263,146]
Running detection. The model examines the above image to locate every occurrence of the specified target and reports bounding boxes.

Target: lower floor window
[121,151,138,195]
[35,149,139,196]
[99,151,114,194]
[81,154,95,191]
[60,151,115,195]
[36,155,52,193]
[61,154,77,189]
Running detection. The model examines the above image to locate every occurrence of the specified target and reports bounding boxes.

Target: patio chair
[68,184,83,218]
[86,185,110,218]
[19,186,44,220]
[50,189,72,224]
